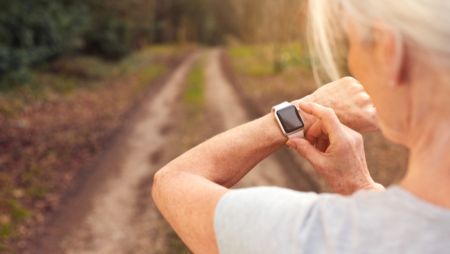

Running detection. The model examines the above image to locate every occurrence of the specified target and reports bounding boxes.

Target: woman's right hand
[287,101,384,195]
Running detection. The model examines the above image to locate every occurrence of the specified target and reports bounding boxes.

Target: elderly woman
[152,0,450,253]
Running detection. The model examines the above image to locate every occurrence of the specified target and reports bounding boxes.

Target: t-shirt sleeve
[214,186,322,254]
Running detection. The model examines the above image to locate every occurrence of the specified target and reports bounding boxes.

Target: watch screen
[276,105,304,133]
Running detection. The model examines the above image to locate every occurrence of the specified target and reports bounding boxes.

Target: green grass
[1,223,14,239]
[7,199,31,221]
[137,65,167,91]
[179,57,206,151]
[229,45,274,76]
[0,199,30,247]
[184,63,204,106]
[228,43,311,76]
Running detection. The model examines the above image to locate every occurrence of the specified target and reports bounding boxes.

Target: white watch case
[272,101,305,139]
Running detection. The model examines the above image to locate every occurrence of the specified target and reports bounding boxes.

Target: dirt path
[61,52,202,254]
[33,52,201,254]
[205,49,293,188]
[33,49,314,254]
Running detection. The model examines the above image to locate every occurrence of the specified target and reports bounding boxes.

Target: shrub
[0,0,90,87]
[84,17,133,60]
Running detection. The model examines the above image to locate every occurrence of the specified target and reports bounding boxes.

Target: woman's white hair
[308,0,450,83]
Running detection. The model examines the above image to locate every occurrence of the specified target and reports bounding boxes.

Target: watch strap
[272,101,292,112]
[287,129,304,139]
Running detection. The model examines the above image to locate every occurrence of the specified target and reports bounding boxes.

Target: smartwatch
[272,101,305,139]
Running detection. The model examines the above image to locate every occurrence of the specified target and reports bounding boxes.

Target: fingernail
[286,140,296,149]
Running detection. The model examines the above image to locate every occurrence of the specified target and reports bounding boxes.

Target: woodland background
[0,0,306,88]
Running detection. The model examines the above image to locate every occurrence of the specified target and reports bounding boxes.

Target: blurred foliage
[0,0,212,87]
[74,0,220,58]
[211,0,306,44]
[0,0,90,87]
[229,44,311,76]
[0,0,308,88]
[0,45,188,113]
[84,17,133,59]
[150,0,219,45]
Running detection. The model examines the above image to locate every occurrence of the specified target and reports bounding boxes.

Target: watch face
[276,105,304,133]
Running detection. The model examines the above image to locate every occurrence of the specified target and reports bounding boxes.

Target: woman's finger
[316,136,329,152]
[286,138,324,165]
[305,120,323,145]
[306,120,330,152]
[298,101,343,140]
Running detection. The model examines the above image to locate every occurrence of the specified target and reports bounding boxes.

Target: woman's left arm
[152,113,289,254]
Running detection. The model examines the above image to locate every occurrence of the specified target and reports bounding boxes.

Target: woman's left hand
[287,101,384,195]
[297,77,379,134]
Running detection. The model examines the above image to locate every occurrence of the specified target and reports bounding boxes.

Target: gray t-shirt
[214,186,450,254]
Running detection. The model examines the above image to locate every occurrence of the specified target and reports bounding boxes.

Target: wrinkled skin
[286,77,383,195]
[287,101,384,195]
[299,76,378,134]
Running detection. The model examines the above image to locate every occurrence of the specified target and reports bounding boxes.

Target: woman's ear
[372,21,405,87]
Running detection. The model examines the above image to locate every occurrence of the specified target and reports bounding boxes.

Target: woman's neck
[400,120,450,209]
[397,62,450,208]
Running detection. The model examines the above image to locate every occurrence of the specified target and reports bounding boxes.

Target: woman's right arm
[287,101,384,195]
